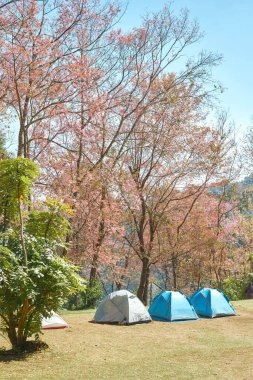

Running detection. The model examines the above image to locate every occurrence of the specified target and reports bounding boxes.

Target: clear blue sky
[121,0,253,139]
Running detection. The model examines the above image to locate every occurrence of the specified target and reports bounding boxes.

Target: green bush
[83,280,104,308]
[216,274,253,301]
[65,280,104,310]
[0,158,86,350]
[0,232,85,349]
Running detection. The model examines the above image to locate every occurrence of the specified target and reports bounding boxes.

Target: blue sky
[121,0,253,139]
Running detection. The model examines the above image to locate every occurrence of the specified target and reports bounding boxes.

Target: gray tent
[93,290,151,325]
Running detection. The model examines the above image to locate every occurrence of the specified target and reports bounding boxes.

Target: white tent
[93,290,151,325]
[42,311,68,329]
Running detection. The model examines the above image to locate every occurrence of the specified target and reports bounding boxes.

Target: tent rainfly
[42,312,68,329]
[93,290,152,325]
[190,288,236,318]
[148,290,199,322]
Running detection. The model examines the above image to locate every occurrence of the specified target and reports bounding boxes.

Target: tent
[148,291,199,322]
[93,290,152,325]
[42,311,68,329]
[190,288,236,318]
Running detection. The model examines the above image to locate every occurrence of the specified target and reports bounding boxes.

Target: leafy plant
[0,158,39,231]
[0,131,8,159]
[26,198,73,242]
[65,280,103,310]
[216,273,253,301]
[0,234,85,348]
[0,158,85,350]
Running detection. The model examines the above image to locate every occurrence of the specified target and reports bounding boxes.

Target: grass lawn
[0,300,252,380]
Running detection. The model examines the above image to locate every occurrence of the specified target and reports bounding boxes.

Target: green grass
[0,300,252,380]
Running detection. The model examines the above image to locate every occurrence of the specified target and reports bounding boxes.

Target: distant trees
[244,125,253,169]
[0,131,8,158]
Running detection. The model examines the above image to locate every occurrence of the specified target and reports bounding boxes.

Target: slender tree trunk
[17,178,28,266]
[143,265,150,305]
[73,294,78,309]
[137,257,150,305]
[115,252,130,290]
[89,184,106,284]
[196,262,202,289]
[89,253,99,286]
[171,254,177,290]
[115,282,122,290]
[17,126,24,157]
[162,265,167,290]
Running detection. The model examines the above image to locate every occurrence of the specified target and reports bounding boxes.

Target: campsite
[0,300,252,380]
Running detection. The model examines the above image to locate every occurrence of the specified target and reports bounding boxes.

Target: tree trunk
[115,253,130,290]
[162,264,170,290]
[17,126,24,157]
[143,265,150,305]
[171,254,177,290]
[115,282,122,290]
[89,253,99,286]
[197,263,201,289]
[137,257,150,305]
[16,299,30,348]
[7,313,17,348]
[89,185,106,284]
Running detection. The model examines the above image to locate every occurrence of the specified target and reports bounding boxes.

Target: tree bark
[17,126,24,157]
[89,253,99,286]
[16,299,30,348]
[7,312,17,348]
[137,257,150,305]
[89,184,106,284]
[171,254,177,290]
[143,265,150,305]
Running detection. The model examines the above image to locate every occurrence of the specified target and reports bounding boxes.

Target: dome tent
[42,311,68,329]
[93,290,151,325]
[148,291,199,322]
[190,288,236,318]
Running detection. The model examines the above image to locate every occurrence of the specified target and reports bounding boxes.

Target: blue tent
[190,288,236,318]
[148,291,199,322]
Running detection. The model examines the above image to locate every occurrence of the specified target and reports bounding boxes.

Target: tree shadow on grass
[0,341,48,362]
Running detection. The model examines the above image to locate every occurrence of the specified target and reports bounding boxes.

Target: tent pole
[152,282,166,292]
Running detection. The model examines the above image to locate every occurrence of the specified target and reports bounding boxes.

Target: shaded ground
[0,300,252,380]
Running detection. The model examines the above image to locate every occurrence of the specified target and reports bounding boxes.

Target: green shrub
[216,274,253,301]
[0,232,85,349]
[65,280,104,310]
[83,280,104,308]
[0,158,86,350]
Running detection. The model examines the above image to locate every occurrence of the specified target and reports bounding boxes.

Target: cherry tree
[29,4,223,286]
[0,0,119,157]
[115,80,235,304]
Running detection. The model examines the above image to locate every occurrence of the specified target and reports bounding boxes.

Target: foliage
[0,232,85,348]
[26,199,72,242]
[216,273,253,301]
[0,158,85,350]
[65,280,103,310]
[0,131,8,159]
[0,158,39,227]
[0,232,85,338]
